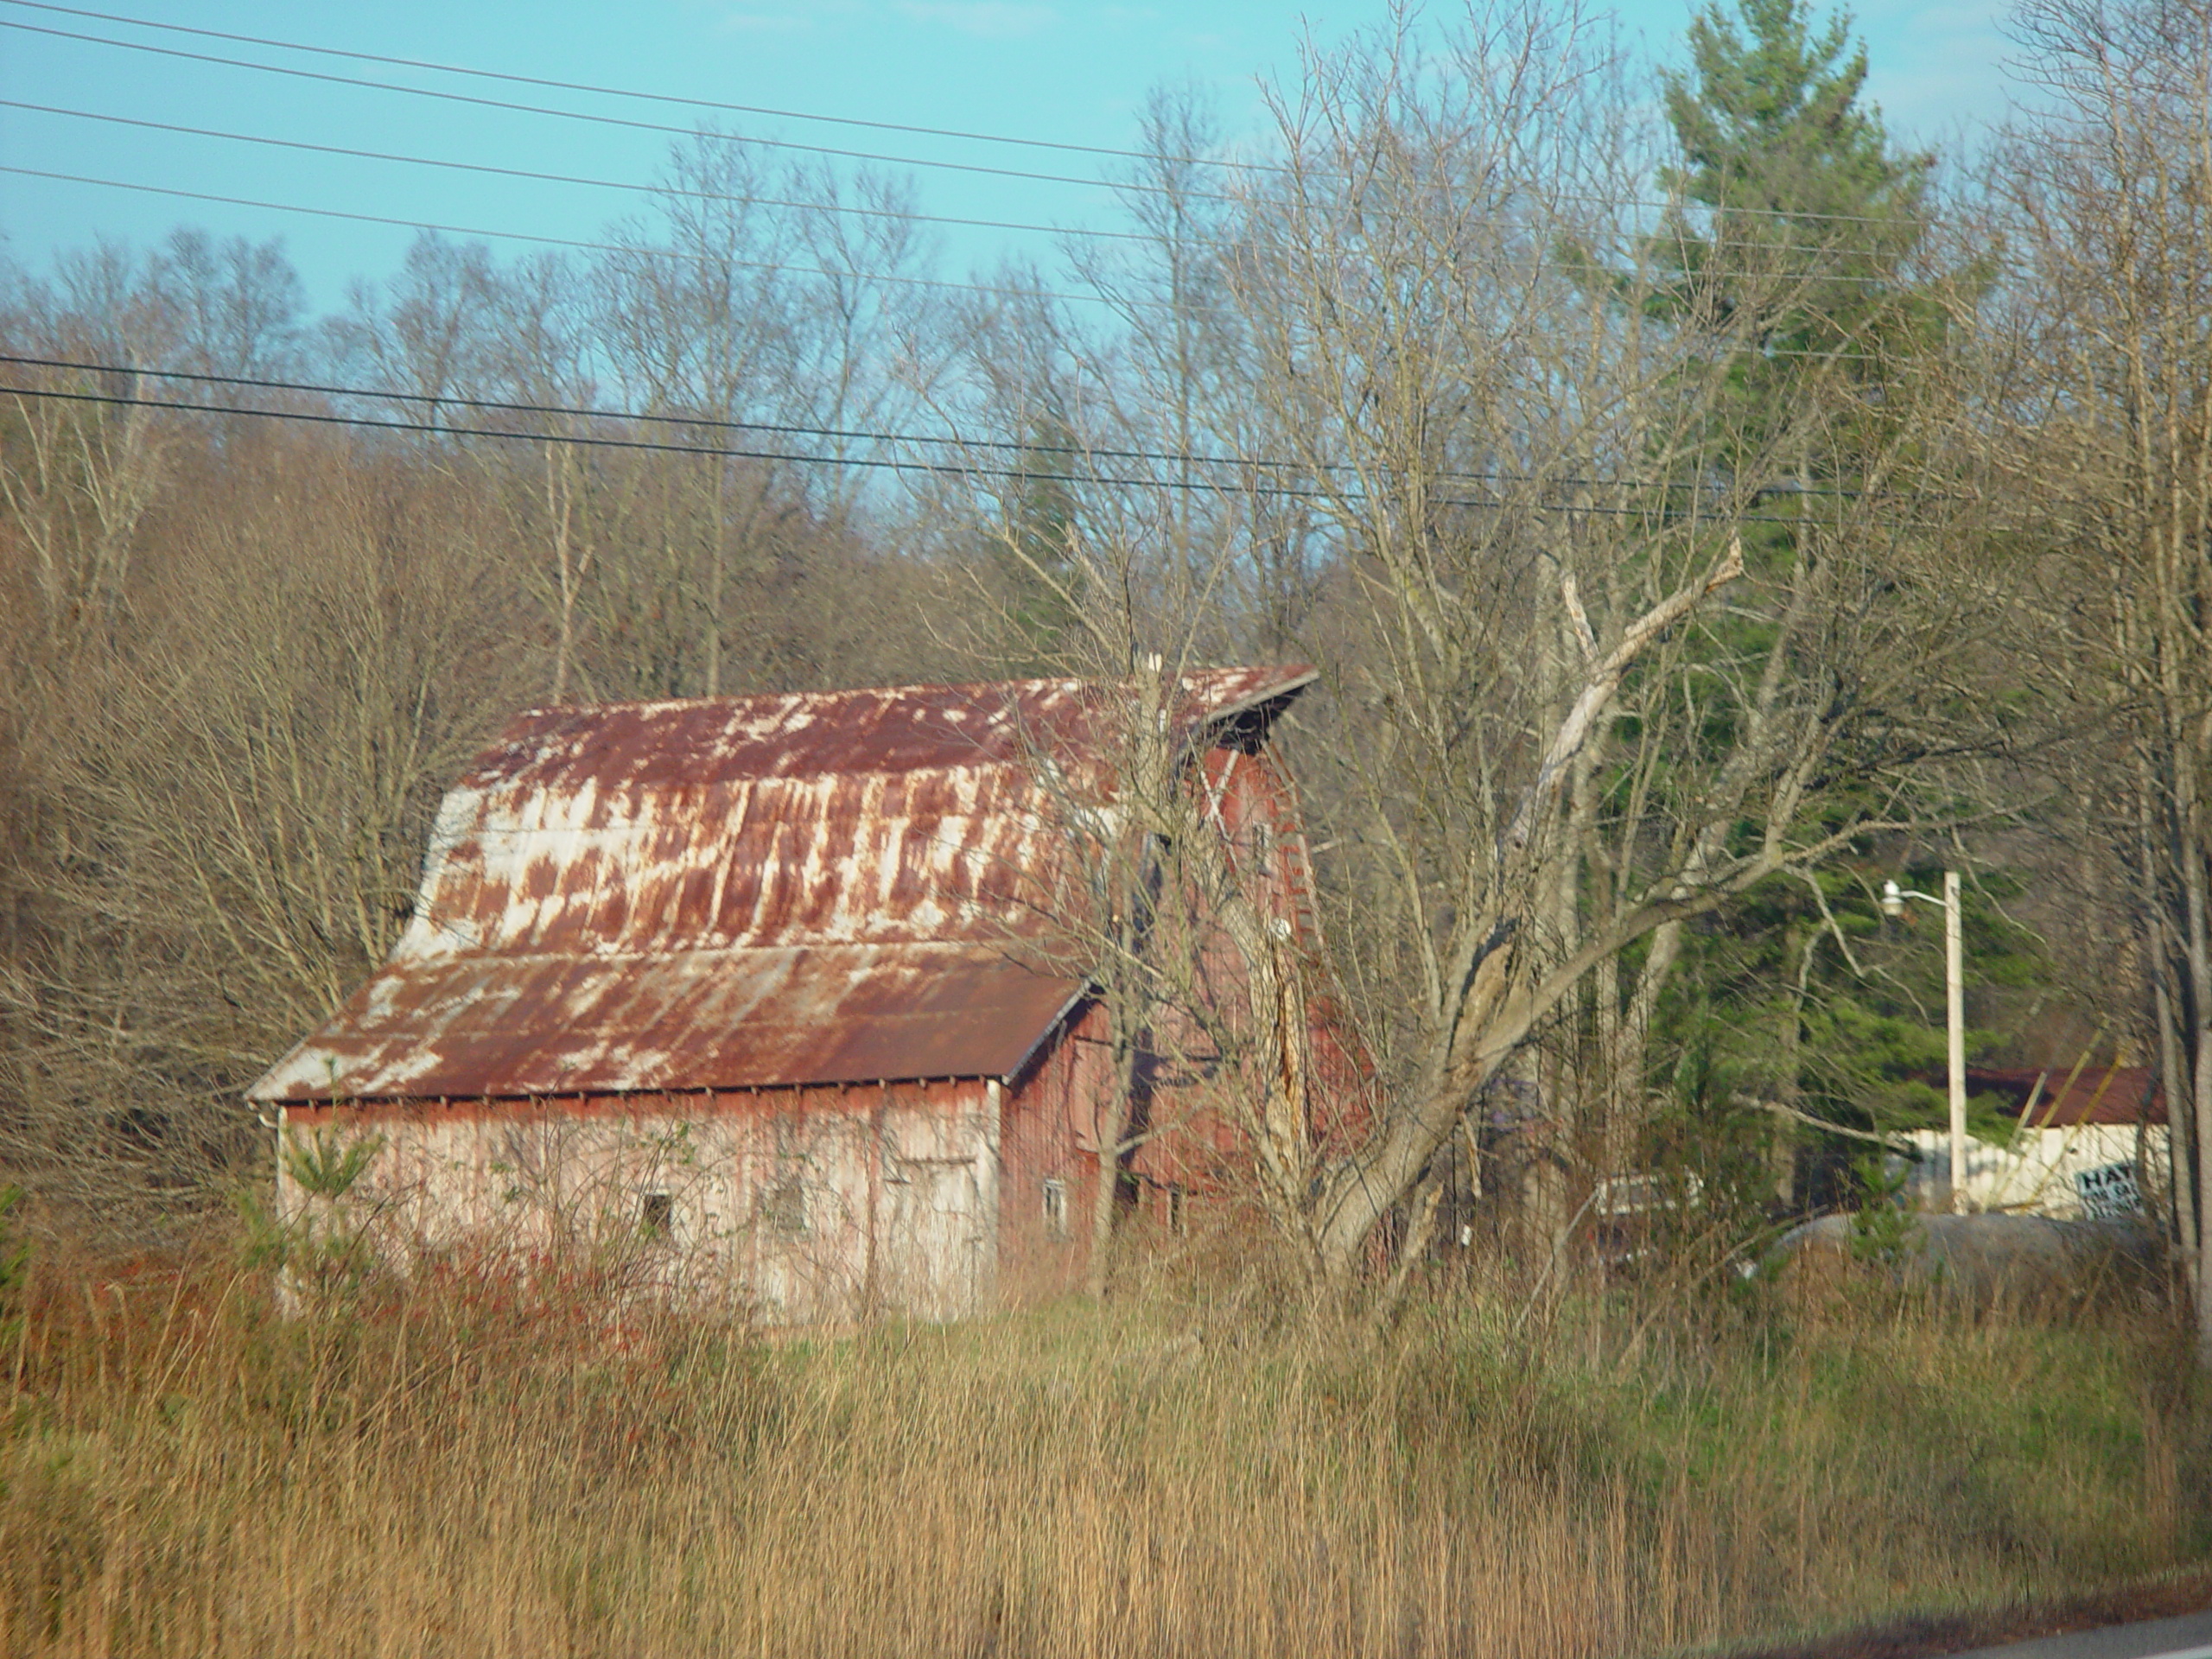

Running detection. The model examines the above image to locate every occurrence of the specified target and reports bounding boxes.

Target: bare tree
[1278,10,1999,1285]
[322,234,502,435]
[1991,0,2212,1360]
[996,3,2008,1294]
[0,243,177,653]
[0,431,531,1225]
[478,253,603,702]
[152,228,308,382]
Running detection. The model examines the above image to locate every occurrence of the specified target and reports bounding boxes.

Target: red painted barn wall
[998,1000,1116,1300]
[1110,738,1373,1231]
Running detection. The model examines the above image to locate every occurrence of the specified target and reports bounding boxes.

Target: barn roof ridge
[463,664,1318,790]
[503,662,1316,724]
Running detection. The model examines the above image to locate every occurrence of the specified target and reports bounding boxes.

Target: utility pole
[1884,873,1968,1211]
[1943,869,1966,1212]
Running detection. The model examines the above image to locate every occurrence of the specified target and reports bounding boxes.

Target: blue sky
[0,0,2017,315]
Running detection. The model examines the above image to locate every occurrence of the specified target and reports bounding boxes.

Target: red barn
[246,667,1332,1320]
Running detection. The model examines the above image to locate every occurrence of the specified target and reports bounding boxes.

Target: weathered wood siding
[282,1078,1000,1323]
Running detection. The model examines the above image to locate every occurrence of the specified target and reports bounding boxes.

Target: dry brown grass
[0,1224,2203,1659]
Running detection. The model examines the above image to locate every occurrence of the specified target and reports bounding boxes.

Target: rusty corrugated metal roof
[250,667,1313,1103]
[458,665,1310,793]
[250,946,1089,1101]
[1969,1066,2162,1127]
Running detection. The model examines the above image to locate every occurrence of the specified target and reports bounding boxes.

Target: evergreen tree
[1641,1,2008,1202]
[1666,0,1923,240]
[987,418,1086,675]
[1652,0,1937,471]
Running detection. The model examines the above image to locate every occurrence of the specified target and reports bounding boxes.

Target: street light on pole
[1882,872,1967,1212]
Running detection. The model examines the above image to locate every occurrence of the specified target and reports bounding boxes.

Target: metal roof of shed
[250,667,1313,1103]
[1969,1065,2163,1128]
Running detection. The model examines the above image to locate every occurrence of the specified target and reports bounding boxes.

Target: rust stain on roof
[251,667,1313,1103]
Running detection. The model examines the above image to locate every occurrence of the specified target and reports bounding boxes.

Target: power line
[0,372,1941,526]
[1,99,1156,247]
[4,98,1932,271]
[0,164,1112,308]
[0,350,1204,464]
[0,16,1195,204]
[0,379,1097,482]
[0,0,1216,172]
[0,160,1947,302]
[0,353,1910,502]
[0,5,1961,237]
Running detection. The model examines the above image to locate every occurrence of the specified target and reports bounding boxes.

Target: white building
[1891,1065,2167,1218]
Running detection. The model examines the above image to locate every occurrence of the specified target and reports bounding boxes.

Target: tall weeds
[0,1227,2202,1658]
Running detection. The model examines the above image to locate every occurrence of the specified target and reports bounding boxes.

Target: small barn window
[639,1192,673,1238]
[1041,1178,1068,1238]
[759,1175,808,1236]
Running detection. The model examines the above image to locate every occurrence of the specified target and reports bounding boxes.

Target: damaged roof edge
[1196,671,1317,754]
[244,946,1090,1103]
[1199,666,1317,728]
[274,1076,1009,1108]
[497,664,1318,729]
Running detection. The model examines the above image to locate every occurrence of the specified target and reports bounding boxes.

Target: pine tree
[1653,0,1937,470]
[1666,0,1922,237]
[1643,2,2003,1203]
[987,418,1086,674]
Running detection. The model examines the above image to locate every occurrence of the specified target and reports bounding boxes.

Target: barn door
[882,1154,986,1319]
